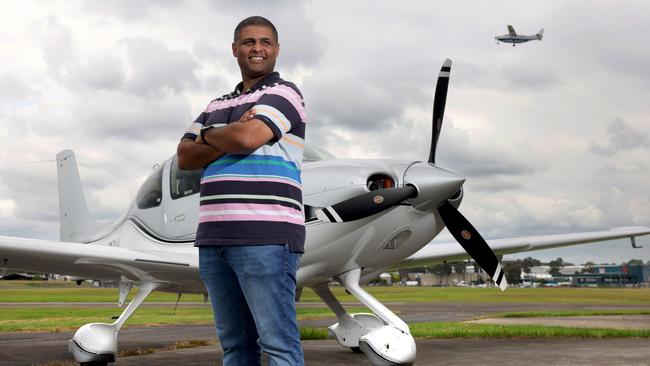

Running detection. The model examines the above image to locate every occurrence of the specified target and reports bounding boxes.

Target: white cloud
[589,119,650,157]
[122,37,200,96]
[0,198,16,219]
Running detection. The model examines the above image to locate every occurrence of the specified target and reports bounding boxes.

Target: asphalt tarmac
[1,302,649,366]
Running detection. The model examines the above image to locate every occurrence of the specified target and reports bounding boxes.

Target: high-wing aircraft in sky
[1,59,648,366]
[495,25,544,46]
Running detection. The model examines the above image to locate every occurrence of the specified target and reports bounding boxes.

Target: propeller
[437,201,507,290]
[428,58,451,164]
[428,59,507,290]
[312,186,418,223]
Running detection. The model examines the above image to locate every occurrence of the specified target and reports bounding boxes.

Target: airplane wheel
[351,347,363,353]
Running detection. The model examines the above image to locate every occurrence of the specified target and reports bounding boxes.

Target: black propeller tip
[429,59,453,164]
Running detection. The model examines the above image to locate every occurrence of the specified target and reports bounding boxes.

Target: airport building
[522,264,650,287]
[569,264,650,287]
[400,263,650,288]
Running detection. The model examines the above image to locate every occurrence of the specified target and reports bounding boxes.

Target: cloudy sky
[1,1,649,265]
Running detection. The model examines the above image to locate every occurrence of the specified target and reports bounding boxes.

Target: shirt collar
[234,72,281,95]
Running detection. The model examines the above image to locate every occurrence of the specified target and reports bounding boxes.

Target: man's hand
[239,108,256,123]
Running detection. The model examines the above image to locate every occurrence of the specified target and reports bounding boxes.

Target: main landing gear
[312,268,416,365]
[68,281,160,365]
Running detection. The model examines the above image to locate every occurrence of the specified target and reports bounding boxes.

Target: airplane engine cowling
[403,163,465,212]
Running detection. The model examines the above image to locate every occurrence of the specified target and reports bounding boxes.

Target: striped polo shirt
[181,72,306,253]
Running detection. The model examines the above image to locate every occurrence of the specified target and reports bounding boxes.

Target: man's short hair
[234,16,278,43]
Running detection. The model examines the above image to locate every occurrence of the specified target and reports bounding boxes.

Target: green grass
[0,306,368,333]
[0,287,208,303]
[300,326,328,340]
[493,309,650,318]
[300,286,650,304]
[3,281,650,305]
[409,322,650,338]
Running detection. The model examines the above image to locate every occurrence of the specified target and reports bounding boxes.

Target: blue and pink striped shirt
[182,72,306,253]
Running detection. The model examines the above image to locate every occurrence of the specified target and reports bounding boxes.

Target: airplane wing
[397,226,650,268]
[507,25,517,36]
[0,236,201,292]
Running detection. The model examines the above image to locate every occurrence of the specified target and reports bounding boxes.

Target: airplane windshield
[170,156,201,199]
[136,165,163,209]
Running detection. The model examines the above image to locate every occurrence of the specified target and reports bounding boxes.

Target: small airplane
[495,25,544,46]
[1,59,648,366]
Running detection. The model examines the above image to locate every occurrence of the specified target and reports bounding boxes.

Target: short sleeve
[253,84,306,142]
[181,112,207,141]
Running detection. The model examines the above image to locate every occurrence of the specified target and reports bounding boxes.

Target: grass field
[0,306,368,333]
[2,280,650,304]
[2,281,650,338]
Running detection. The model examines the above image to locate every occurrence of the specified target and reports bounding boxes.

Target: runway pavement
[112,339,650,366]
[1,302,649,365]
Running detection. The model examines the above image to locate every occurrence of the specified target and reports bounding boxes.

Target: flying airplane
[1,59,648,366]
[495,25,544,46]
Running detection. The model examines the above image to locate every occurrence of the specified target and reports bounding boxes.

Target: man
[177,16,306,366]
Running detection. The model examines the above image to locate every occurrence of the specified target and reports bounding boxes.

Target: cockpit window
[170,156,202,199]
[303,141,335,162]
[136,165,163,209]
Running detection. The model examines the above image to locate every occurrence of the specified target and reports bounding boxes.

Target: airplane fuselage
[495,35,539,44]
[495,27,543,46]
[74,155,462,294]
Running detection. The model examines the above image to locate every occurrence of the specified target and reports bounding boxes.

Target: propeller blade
[314,186,418,223]
[437,201,508,290]
[428,58,452,164]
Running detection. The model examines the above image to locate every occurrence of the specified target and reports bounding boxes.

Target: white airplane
[1,59,648,366]
[495,25,544,46]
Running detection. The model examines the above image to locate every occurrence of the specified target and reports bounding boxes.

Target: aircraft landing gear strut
[313,268,416,365]
[68,281,160,365]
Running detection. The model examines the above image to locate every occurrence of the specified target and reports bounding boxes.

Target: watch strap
[200,125,214,144]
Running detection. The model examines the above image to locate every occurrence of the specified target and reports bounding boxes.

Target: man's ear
[232,42,236,57]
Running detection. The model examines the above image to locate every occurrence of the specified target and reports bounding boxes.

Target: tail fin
[537,28,544,40]
[57,150,108,242]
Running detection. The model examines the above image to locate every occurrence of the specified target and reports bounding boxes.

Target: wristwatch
[200,125,214,144]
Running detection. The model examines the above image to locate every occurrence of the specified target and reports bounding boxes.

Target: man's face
[232,25,279,81]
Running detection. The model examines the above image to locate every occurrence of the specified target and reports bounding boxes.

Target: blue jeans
[199,244,304,366]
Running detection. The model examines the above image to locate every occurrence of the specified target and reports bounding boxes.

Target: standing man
[177,16,306,366]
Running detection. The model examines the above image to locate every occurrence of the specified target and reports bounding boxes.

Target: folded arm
[201,118,275,155]
[177,139,224,170]
[176,109,266,170]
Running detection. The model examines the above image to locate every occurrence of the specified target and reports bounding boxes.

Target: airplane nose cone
[403,162,465,212]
